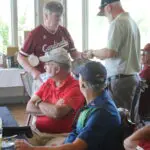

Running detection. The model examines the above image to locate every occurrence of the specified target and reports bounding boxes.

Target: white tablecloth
[0,68,25,97]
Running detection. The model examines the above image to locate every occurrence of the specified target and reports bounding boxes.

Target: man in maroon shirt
[17,1,82,93]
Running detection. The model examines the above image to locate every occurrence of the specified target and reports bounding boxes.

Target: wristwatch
[35,99,42,107]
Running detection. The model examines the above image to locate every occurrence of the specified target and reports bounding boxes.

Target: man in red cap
[84,0,141,111]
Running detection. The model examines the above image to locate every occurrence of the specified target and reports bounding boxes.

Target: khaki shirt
[105,12,140,77]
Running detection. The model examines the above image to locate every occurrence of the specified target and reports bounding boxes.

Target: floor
[6,103,28,126]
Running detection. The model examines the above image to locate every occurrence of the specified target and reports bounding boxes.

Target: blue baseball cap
[97,0,120,16]
[79,61,107,85]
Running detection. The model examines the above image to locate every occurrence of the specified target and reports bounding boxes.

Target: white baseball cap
[39,47,70,65]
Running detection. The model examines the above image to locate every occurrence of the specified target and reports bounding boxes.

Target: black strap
[108,74,136,81]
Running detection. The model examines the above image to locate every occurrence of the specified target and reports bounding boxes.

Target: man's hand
[56,98,65,106]
[82,50,94,59]
[15,140,34,150]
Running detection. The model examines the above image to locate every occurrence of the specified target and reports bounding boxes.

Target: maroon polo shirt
[20,25,76,73]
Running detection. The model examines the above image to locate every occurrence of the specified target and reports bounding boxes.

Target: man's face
[141,51,150,65]
[44,61,60,77]
[44,12,61,30]
[103,4,113,23]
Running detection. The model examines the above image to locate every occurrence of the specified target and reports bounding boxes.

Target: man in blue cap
[15,61,123,150]
[84,0,141,111]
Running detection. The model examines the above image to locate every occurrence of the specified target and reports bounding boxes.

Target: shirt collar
[111,12,129,24]
[86,90,110,107]
[51,74,73,89]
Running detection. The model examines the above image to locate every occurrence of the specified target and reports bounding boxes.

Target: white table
[0,68,25,97]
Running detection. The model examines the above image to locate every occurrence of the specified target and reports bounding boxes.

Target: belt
[108,74,136,81]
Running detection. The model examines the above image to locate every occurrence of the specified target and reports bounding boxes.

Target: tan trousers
[28,116,68,146]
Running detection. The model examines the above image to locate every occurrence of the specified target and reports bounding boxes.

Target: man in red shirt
[124,125,150,150]
[26,47,85,146]
[17,1,83,93]
[140,43,150,80]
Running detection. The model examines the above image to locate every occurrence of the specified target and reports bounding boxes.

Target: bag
[130,79,150,127]
[118,108,135,140]
[3,126,33,138]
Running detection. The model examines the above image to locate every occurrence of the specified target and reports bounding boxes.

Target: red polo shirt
[140,66,150,80]
[139,140,150,150]
[35,74,85,133]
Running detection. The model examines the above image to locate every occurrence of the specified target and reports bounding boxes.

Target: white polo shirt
[105,12,140,77]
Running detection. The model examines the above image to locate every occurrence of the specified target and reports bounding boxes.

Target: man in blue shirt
[15,61,122,150]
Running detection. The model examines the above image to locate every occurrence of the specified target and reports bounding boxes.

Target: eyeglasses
[141,50,150,55]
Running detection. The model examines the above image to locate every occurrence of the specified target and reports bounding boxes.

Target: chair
[20,71,33,125]
[20,71,33,97]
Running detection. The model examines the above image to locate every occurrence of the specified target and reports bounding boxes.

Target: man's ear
[81,81,88,89]
[55,65,60,74]
[81,83,86,88]
[106,4,112,13]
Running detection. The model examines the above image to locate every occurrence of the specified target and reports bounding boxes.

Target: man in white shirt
[84,0,140,110]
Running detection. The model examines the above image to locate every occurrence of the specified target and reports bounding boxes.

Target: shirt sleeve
[62,85,85,111]
[19,31,35,56]
[77,109,119,148]
[107,20,125,52]
[63,27,76,53]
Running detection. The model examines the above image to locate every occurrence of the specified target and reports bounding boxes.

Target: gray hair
[43,1,63,15]
[85,81,106,92]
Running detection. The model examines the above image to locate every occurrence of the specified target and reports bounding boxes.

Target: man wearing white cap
[25,48,85,146]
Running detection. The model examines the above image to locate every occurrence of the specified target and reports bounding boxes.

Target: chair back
[20,72,33,97]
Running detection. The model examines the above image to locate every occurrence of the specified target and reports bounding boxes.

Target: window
[121,0,150,48]
[67,0,82,51]
[88,0,109,50]
[17,0,35,48]
[0,0,11,54]
[66,0,150,52]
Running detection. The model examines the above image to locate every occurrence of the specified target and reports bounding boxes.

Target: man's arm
[26,95,42,115]
[124,126,150,150]
[84,48,118,60]
[15,138,88,150]
[17,53,41,79]
[69,50,83,59]
[38,100,73,119]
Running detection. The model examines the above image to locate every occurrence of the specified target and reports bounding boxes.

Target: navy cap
[97,0,120,16]
[71,59,91,80]
[79,61,107,85]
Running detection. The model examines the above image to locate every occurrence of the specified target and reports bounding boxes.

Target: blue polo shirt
[64,90,121,150]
